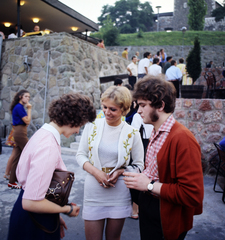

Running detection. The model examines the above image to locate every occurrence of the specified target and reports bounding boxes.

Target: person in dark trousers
[127,56,138,89]
[138,52,151,79]
[7,93,96,240]
[124,75,204,240]
[165,60,182,98]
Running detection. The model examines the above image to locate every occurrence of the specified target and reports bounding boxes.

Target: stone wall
[174,98,225,173]
[154,16,225,32]
[0,33,129,146]
[173,0,215,31]
[204,17,225,31]
[106,45,225,68]
[158,16,174,32]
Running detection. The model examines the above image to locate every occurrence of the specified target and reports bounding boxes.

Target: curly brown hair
[133,75,176,113]
[48,93,96,127]
[10,90,30,112]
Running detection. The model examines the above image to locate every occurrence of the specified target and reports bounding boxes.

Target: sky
[60,0,175,23]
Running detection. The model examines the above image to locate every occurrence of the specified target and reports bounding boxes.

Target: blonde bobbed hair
[101,86,132,116]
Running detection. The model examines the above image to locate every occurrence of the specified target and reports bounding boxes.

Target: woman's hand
[83,162,115,188]
[59,216,67,239]
[67,203,80,217]
[108,169,124,185]
[93,169,112,188]
[26,102,32,109]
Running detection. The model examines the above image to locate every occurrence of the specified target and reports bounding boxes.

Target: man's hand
[123,172,150,191]
[123,172,162,195]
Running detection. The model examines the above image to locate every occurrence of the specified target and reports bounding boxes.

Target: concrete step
[75,135,82,142]
[70,142,79,149]
[61,147,77,156]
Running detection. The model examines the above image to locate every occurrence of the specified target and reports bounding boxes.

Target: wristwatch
[147,180,155,192]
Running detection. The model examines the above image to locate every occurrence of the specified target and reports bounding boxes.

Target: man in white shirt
[138,52,151,79]
[8,28,17,39]
[166,60,182,98]
[148,58,162,77]
[127,56,138,89]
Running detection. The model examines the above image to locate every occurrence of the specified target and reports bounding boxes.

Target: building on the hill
[152,0,225,31]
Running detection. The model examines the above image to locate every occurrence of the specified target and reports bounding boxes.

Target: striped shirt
[143,114,175,181]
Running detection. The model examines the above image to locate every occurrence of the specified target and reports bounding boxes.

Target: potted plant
[181,37,204,98]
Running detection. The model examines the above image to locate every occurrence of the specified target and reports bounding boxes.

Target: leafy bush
[101,16,120,46]
[186,37,202,84]
[188,0,207,31]
[137,29,144,38]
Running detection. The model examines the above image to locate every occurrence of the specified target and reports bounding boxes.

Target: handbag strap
[29,212,59,234]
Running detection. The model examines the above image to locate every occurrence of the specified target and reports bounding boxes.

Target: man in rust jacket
[124,75,204,240]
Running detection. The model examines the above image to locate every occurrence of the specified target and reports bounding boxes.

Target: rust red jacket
[158,121,204,240]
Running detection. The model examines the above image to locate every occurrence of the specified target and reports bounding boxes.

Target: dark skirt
[7,189,60,240]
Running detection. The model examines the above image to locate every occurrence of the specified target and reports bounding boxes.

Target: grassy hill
[91,31,225,46]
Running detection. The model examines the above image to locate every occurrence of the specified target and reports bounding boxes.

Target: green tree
[211,1,225,22]
[99,16,120,46]
[186,37,202,84]
[98,0,153,33]
[188,0,207,30]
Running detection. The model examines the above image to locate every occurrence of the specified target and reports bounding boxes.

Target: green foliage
[186,37,202,84]
[118,31,225,46]
[96,16,120,46]
[137,29,143,38]
[212,2,225,22]
[188,0,207,31]
[98,0,153,33]
[90,31,225,46]
[90,31,103,40]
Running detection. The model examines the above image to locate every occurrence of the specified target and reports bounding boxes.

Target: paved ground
[0,146,225,240]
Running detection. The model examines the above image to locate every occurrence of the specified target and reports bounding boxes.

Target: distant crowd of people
[0,25,40,40]
[123,48,195,98]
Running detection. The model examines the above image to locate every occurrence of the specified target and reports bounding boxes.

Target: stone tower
[173,0,216,30]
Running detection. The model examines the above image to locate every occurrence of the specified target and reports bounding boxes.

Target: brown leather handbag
[45,169,75,206]
[30,169,75,233]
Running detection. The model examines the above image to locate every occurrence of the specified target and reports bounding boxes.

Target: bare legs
[85,219,105,240]
[131,202,139,219]
[85,218,125,240]
[105,219,125,240]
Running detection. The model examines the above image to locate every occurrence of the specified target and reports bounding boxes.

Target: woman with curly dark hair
[8,89,32,189]
[7,93,96,240]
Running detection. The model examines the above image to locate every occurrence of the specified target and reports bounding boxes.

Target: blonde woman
[76,86,144,240]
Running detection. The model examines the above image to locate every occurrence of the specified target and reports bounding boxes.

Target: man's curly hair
[133,75,176,113]
[48,93,96,127]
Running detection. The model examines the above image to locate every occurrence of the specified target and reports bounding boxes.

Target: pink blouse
[16,124,66,200]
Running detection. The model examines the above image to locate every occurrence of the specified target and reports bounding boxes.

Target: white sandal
[4,174,10,180]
